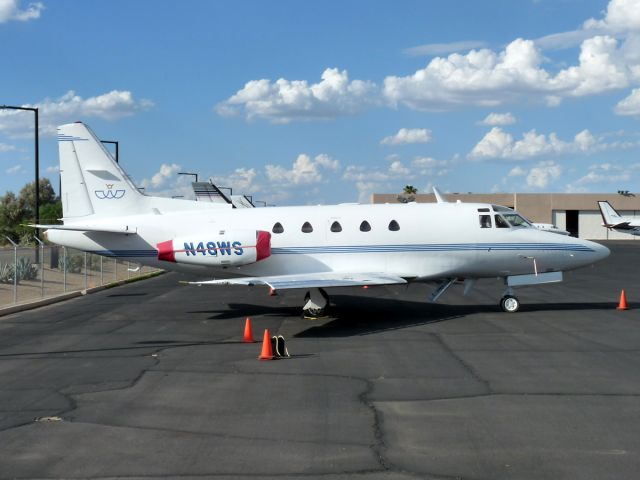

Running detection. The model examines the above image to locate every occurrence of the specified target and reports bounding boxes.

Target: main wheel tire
[500,295,520,313]
[303,307,325,319]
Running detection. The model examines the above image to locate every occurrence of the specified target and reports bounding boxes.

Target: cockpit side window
[479,215,492,228]
[495,215,510,228]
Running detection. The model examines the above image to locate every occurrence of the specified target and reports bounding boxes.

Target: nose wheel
[500,295,520,313]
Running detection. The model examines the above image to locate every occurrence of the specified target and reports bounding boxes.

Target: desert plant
[0,263,13,284]
[15,257,38,281]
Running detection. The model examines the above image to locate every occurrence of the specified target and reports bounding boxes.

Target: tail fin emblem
[95,184,125,199]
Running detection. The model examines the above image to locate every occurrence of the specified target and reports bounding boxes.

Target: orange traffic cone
[258,329,274,360]
[269,287,277,296]
[617,290,629,310]
[243,317,254,343]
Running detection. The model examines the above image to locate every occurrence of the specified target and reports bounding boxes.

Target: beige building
[372,192,640,240]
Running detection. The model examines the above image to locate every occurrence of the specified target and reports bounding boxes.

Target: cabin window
[301,221,313,233]
[388,220,400,231]
[479,215,492,228]
[272,222,284,234]
[495,215,510,228]
[330,221,342,232]
[360,220,371,232]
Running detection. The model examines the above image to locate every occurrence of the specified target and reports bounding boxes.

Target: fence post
[84,252,88,290]
[34,236,45,298]
[5,237,18,304]
[100,255,103,286]
[114,257,117,282]
[63,247,67,292]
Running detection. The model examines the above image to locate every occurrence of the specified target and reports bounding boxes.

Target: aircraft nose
[582,239,610,262]
[591,241,610,262]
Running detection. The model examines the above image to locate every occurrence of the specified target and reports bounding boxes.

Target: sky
[1,0,640,205]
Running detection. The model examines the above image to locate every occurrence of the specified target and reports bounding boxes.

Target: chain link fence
[0,245,162,308]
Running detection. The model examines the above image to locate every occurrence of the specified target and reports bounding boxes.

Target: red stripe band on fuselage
[256,231,272,261]
[157,240,176,263]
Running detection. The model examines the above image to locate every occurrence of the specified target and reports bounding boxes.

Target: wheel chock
[271,335,290,358]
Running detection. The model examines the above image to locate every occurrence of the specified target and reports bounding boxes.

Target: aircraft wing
[189,272,408,290]
[29,224,136,234]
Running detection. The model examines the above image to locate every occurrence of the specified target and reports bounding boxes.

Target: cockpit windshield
[491,205,533,228]
[502,213,532,227]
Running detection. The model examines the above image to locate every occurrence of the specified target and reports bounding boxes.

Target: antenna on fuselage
[433,186,448,204]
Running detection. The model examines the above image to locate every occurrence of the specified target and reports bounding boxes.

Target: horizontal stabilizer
[609,221,633,230]
[188,272,408,290]
[29,224,137,234]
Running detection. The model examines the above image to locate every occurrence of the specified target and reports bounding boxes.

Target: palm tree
[398,185,418,203]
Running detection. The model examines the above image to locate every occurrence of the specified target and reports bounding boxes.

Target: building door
[566,210,579,237]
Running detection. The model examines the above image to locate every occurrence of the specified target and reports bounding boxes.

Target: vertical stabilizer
[598,201,623,226]
[58,122,144,219]
[433,186,448,204]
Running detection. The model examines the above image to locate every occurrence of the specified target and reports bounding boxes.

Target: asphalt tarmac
[0,241,639,479]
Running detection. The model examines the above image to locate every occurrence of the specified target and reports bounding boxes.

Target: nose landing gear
[303,288,330,318]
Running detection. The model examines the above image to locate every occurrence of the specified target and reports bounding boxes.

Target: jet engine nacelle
[157,230,271,266]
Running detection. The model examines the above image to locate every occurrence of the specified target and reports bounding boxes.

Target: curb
[0,270,165,318]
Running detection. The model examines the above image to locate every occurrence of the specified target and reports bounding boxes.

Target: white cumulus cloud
[536,0,640,50]
[5,164,23,174]
[0,0,43,23]
[584,0,640,33]
[411,156,450,176]
[508,166,527,177]
[526,161,562,188]
[380,128,432,146]
[384,34,636,111]
[0,90,154,137]
[469,127,599,160]
[215,1,640,121]
[140,163,182,189]
[211,167,259,193]
[0,142,16,152]
[265,153,339,185]
[480,112,517,126]
[615,88,640,116]
[570,163,630,187]
[403,40,489,57]
[216,68,378,123]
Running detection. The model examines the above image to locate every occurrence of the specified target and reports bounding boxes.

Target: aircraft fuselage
[47,201,608,282]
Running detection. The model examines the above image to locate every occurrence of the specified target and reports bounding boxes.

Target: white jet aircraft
[598,201,640,236]
[38,122,610,315]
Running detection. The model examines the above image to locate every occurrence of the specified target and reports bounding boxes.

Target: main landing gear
[303,288,330,318]
[500,295,520,313]
[500,287,520,313]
